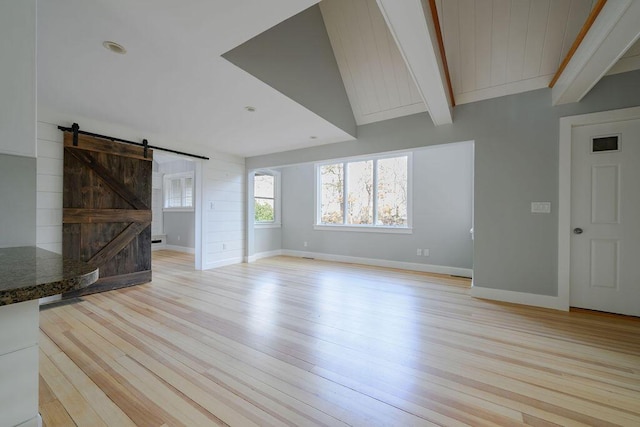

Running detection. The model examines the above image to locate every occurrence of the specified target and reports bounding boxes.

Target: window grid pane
[254,174,275,198]
[167,178,182,208]
[376,156,408,226]
[347,160,373,225]
[164,174,194,209]
[255,198,275,222]
[184,177,193,207]
[320,164,344,224]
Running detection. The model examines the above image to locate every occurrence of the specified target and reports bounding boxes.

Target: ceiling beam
[376,0,453,125]
[551,0,640,105]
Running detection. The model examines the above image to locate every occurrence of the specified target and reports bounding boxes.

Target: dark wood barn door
[62,132,152,297]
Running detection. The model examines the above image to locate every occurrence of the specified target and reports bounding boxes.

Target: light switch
[531,202,551,214]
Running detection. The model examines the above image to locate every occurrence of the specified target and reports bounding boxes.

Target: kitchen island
[0,247,98,427]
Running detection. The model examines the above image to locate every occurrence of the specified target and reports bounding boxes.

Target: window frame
[163,171,195,212]
[253,170,281,228]
[314,152,412,234]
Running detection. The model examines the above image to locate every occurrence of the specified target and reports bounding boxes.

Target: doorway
[151,152,198,269]
[559,107,640,316]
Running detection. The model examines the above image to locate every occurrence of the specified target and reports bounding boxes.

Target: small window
[254,173,275,223]
[163,172,194,211]
[592,135,620,153]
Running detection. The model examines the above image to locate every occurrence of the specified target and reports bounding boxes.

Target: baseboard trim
[470,285,568,311]
[245,250,284,263]
[280,250,472,277]
[165,245,195,254]
[205,256,244,269]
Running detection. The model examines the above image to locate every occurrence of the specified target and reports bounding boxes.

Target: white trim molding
[205,256,244,270]
[245,249,284,263]
[313,225,412,234]
[469,286,566,311]
[281,250,472,278]
[164,245,195,254]
[558,106,640,312]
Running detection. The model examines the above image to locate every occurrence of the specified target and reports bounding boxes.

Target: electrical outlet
[304,241,308,247]
[423,249,429,256]
[416,248,422,256]
[177,235,180,241]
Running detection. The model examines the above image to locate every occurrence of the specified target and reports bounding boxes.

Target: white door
[570,119,640,316]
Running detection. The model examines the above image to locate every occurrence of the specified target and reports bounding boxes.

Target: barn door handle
[573,227,584,235]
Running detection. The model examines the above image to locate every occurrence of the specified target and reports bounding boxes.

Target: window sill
[163,208,194,213]
[255,222,281,229]
[313,225,412,234]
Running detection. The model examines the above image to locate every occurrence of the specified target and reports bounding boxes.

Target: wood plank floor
[39,250,640,426]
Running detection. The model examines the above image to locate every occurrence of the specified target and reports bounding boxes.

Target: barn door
[62,132,152,298]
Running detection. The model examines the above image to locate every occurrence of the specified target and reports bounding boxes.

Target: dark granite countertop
[0,247,98,306]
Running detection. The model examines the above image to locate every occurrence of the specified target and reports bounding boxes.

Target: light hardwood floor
[39,251,640,426]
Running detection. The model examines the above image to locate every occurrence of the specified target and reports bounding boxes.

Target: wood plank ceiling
[435,0,600,105]
[319,0,427,126]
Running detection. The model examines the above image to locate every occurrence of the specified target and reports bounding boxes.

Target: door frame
[558,106,640,310]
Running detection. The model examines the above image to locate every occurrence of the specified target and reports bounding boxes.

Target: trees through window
[317,154,409,228]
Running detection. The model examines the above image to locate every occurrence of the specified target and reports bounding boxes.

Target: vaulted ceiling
[38,0,640,157]
[316,0,640,123]
[434,0,599,105]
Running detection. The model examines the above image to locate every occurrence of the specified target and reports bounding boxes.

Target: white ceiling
[37,0,354,158]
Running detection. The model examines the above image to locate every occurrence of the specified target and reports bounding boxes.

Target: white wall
[36,122,64,253]
[151,169,163,237]
[202,156,246,268]
[36,108,245,270]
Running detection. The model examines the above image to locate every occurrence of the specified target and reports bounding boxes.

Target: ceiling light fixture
[310,136,317,139]
[102,41,127,54]
[244,106,256,112]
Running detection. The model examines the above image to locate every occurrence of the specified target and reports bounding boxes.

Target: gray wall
[223,5,356,137]
[255,228,282,254]
[0,154,36,248]
[164,212,195,248]
[247,70,640,296]
[280,142,473,269]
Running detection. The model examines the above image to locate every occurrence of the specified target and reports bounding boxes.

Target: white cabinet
[0,300,40,427]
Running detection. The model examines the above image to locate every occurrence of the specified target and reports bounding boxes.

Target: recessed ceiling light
[245,106,256,112]
[310,136,318,139]
[103,41,127,54]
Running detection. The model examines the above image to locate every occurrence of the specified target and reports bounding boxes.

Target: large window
[316,154,410,230]
[163,172,194,211]
[254,172,276,223]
